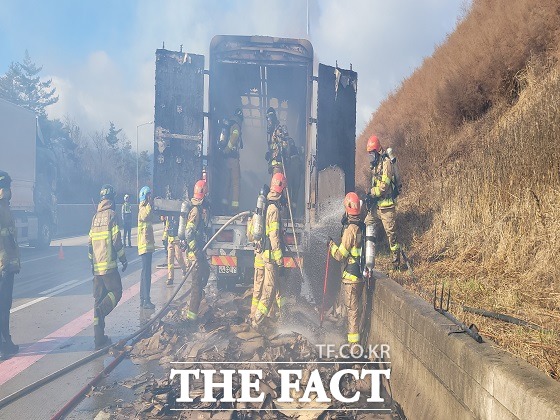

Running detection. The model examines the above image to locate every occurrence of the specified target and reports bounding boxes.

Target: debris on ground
[99,282,400,418]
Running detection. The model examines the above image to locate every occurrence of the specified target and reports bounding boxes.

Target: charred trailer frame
[153,49,204,202]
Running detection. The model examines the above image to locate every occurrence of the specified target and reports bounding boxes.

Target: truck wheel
[36,220,52,248]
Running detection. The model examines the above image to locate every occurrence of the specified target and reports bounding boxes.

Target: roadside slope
[357,0,560,379]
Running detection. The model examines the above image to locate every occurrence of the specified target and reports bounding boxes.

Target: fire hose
[0,211,251,416]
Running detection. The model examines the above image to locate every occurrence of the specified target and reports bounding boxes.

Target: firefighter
[89,184,128,349]
[161,215,169,258]
[183,180,210,322]
[364,135,402,270]
[218,108,243,215]
[121,194,132,247]
[166,214,187,286]
[254,173,287,325]
[0,171,20,359]
[328,192,364,353]
[265,107,289,175]
[138,186,155,309]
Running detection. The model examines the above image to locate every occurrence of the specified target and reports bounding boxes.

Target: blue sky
[0,0,468,151]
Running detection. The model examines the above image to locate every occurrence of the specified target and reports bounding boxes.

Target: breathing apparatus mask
[369,151,380,168]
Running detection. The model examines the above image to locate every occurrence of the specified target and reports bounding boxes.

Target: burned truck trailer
[153,35,357,292]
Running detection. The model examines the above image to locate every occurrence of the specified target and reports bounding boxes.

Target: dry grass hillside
[358,0,560,379]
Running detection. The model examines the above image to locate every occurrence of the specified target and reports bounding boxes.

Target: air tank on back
[363,223,375,277]
[177,200,191,240]
[251,188,267,242]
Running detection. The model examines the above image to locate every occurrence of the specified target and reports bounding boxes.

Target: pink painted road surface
[0,269,166,386]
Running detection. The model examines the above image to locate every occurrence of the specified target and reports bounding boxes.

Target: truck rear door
[154,49,205,201]
[313,64,358,219]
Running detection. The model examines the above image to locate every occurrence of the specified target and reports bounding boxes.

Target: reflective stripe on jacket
[261,194,284,266]
[0,201,20,273]
[185,205,206,260]
[330,219,363,283]
[89,199,127,275]
[370,155,396,208]
[137,201,155,255]
[224,122,241,156]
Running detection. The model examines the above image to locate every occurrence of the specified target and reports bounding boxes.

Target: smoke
[1,0,465,150]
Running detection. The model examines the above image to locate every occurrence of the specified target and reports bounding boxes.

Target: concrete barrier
[56,204,139,238]
[368,276,560,420]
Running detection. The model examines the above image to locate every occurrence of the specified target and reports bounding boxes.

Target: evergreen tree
[0,62,23,105]
[106,121,122,147]
[0,51,58,116]
[19,50,58,117]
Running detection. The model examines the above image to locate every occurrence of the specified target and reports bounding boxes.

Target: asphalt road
[0,225,180,419]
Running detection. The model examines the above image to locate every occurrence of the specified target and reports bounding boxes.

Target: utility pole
[136,121,153,199]
[307,0,310,36]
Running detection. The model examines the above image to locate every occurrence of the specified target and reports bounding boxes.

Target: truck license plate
[218,265,237,275]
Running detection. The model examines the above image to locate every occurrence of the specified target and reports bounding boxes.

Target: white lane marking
[10,255,147,314]
[10,279,91,313]
[39,278,84,295]
[21,253,59,264]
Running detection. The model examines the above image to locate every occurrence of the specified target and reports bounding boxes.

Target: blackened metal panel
[316,64,357,193]
[154,49,204,201]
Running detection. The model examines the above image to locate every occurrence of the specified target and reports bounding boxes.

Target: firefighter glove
[340,214,348,226]
[179,240,187,251]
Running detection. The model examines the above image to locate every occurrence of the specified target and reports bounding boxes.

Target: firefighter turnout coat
[137,201,155,255]
[370,154,396,209]
[88,199,127,275]
[255,192,285,320]
[330,217,363,283]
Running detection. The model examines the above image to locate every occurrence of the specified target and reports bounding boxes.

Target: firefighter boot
[95,335,112,350]
[0,314,18,357]
[142,300,155,310]
[94,308,110,350]
[391,250,401,271]
[1,337,19,357]
[350,342,362,359]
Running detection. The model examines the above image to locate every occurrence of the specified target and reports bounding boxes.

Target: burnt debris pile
[98,287,398,419]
